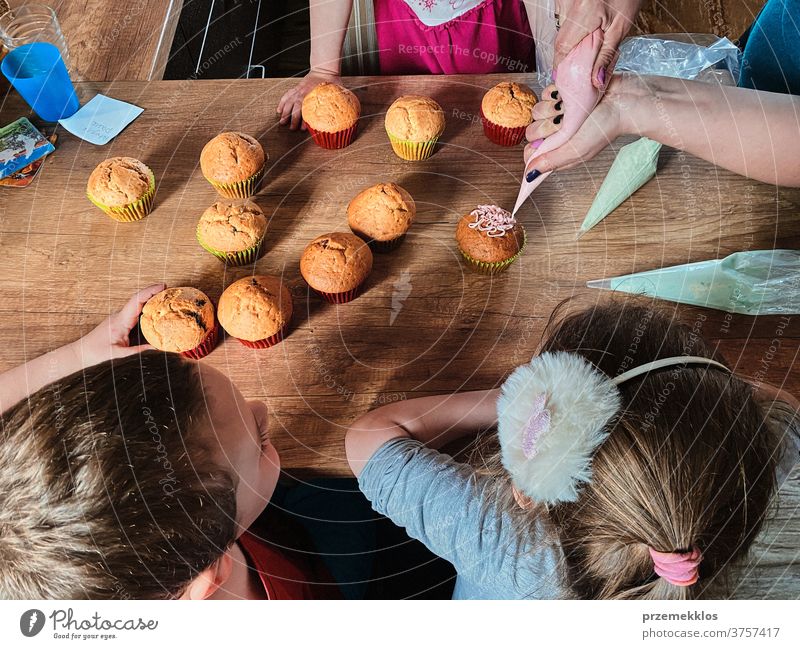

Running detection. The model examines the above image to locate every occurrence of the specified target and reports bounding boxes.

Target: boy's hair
[0,352,237,599]
[477,299,780,599]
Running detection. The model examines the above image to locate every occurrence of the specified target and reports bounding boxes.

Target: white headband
[497,353,730,505]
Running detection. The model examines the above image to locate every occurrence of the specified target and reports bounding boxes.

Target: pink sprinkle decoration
[468,205,516,238]
[522,393,551,459]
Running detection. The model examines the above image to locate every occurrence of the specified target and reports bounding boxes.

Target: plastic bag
[616,34,741,84]
[587,250,800,315]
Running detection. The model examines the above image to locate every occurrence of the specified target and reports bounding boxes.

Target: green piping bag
[577,137,662,239]
[587,250,800,315]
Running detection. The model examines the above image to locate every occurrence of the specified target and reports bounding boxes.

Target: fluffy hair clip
[497,352,621,505]
[497,352,730,505]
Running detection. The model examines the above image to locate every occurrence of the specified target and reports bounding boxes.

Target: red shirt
[237,531,335,600]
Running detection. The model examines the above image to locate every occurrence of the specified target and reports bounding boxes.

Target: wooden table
[1,74,798,597]
[6,0,182,81]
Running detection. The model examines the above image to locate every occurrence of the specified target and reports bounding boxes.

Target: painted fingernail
[553,115,563,125]
[554,101,563,111]
[551,69,558,82]
[550,89,559,100]
[530,138,544,148]
[526,170,541,182]
[597,67,606,86]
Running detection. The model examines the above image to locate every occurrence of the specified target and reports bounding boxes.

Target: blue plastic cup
[1,42,79,121]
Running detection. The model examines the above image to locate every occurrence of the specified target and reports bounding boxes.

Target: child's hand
[276,70,341,130]
[554,0,642,88]
[70,284,165,368]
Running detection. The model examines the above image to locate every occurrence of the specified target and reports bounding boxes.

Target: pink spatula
[512,29,605,216]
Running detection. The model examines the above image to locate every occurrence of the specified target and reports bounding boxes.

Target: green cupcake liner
[206,165,265,199]
[386,131,441,161]
[459,227,527,275]
[196,225,264,266]
[87,170,156,222]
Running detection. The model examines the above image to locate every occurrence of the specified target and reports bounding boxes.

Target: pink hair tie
[649,547,702,587]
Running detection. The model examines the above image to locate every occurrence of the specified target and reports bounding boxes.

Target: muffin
[301,82,361,149]
[480,82,538,146]
[86,157,156,222]
[347,182,415,252]
[300,232,373,303]
[455,205,526,274]
[196,200,267,266]
[384,95,445,161]
[140,287,218,359]
[200,131,265,199]
[217,275,293,349]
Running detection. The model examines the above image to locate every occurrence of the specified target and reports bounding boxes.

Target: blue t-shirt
[358,437,564,599]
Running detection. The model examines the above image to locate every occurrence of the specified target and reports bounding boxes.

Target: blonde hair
[475,299,780,599]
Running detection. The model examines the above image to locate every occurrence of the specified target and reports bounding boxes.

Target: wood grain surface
[1,74,798,597]
[7,0,183,81]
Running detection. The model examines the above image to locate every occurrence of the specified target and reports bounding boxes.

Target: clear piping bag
[586,250,800,315]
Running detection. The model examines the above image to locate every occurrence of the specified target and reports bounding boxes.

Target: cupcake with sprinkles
[455,205,526,274]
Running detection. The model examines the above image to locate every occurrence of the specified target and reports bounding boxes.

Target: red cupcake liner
[236,322,289,349]
[180,323,219,360]
[304,120,358,149]
[314,284,363,304]
[480,107,528,147]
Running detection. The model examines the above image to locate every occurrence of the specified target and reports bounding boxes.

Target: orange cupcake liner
[480,107,528,147]
[180,322,219,359]
[386,131,441,161]
[236,322,290,349]
[458,227,527,275]
[350,228,406,253]
[196,225,264,266]
[304,121,358,149]
[87,170,156,222]
[206,165,264,199]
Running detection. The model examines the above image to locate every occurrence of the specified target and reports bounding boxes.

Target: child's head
[0,351,280,599]
[487,300,780,599]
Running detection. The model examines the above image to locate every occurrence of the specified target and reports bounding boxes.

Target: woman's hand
[554,0,642,88]
[276,69,341,130]
[70,284,165,368]
[524,76,627,176]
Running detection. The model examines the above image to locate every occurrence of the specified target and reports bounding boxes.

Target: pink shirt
[375,0,535,75]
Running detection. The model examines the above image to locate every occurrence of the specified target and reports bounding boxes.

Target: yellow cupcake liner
[459,228,527,275]
[386,131,441,161]
[196,224,264,266]
[87,170,156,223]
[206,165,265,199]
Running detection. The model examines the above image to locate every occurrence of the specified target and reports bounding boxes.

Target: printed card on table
[0,118,55,180]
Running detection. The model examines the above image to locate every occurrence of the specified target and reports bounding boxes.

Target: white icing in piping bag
[512,29,605,216]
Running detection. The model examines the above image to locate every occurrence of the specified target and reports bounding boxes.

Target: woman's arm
[524,74,800,187]
[345,389,500,476]
[0,285,163,414]
[276,0,353,130]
